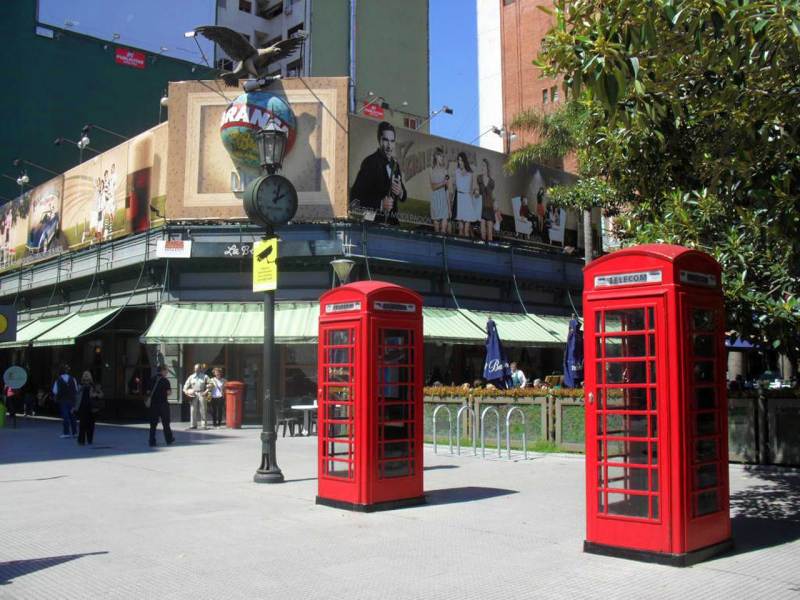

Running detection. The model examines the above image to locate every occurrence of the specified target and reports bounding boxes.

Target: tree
[535,0,800,358]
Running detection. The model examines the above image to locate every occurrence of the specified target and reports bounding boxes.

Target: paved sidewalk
[1,417,799,599]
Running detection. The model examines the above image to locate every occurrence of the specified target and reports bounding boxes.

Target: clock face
[244,174,298,227]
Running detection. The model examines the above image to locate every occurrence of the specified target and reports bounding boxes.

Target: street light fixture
[80,124,129,150]
[330,258,355,286]
[54,137,99,163]
[255,129,288,174]
[415,105,454,131]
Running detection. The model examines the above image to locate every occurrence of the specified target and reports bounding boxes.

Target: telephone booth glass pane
[594,306,660,521]
[687,307,724,518]
[377,328,415,479]
[321,327,356,479]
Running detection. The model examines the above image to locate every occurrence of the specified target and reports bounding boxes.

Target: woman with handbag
[75,371,100,445]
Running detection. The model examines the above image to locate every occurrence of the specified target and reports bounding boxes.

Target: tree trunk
[583,209,593,264]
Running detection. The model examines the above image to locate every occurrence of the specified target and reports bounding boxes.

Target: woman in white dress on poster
[454,152,477,237]
[429,147,450,234]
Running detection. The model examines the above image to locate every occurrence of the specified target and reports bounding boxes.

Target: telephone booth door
[318,321,360,500]
[371,320,423,504]
[585,296,671,553]
[680,294,731,551]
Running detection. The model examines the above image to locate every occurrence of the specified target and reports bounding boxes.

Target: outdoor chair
[276,411,300,437]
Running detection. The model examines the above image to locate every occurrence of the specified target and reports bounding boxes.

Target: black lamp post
[253,127,288,484]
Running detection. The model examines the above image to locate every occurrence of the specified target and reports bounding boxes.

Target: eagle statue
[187,25,307,86]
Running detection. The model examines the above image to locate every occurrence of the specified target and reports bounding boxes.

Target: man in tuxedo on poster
[350,121,407,225]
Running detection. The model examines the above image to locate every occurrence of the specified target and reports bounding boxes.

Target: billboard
[347,115,579,244]
[165,78,349,222]
[26,175,65,256]
[0,193,30,271]
[61,144,128,249]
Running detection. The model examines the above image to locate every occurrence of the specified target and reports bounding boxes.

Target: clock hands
[271,183,286,204]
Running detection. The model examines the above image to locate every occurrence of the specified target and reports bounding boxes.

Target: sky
[428,0,479,144]
[37,0,480,144]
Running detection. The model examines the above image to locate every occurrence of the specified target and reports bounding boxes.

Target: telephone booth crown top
[319,281,423,318]
[584,244,722,294]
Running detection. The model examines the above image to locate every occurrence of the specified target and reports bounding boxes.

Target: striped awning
[32,308,121,347]
[0,315,72,349]
[140,302,319,345]
[139,302,569,346]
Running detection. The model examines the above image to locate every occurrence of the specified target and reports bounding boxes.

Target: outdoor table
[290,403,317,435]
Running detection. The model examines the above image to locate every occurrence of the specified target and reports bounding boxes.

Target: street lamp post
[247,127,297,484]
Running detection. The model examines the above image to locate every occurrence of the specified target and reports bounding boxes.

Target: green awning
[140,302,319,345]
[459,309,564,346]
[32,308,121,347]
[422,307,486,344]
[529,314,572,342]
[0,314,72,349]
[139,303,567,347]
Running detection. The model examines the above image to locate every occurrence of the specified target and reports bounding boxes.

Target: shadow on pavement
[425,486,518,505]
[728,466,800,555]
[424,464,459,471]
[0,551,108,585]
[0,418,235,465]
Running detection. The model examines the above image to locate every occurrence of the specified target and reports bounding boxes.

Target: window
[551,86,559,103]
[287,22,305,39]
[217,0,226,7]
[542,88,549,104]
[258,2,283,19]
[404,117,419,130]
[239,0,252,12]
[263,34,281,48]
[503,0,516,4]
[286,58,303,77]
[216,57,234,71]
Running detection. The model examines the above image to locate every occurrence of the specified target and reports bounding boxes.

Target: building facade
[0,76,584,423]
[477,0,566,156]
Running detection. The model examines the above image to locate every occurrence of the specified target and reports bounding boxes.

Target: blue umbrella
[563,317,584,388]
[483,319,512,388]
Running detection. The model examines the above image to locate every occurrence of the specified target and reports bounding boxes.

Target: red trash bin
[225,381,245,429]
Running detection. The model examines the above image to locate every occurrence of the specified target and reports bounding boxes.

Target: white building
[476,0,504,152]
[215,0,310,77]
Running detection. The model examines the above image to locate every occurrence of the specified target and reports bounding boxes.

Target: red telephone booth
[316,281,425,511]
[582,244,732,566]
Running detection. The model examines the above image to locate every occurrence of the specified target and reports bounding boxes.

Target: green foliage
[536,0,800,356]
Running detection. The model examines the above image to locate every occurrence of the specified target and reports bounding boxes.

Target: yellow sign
[253,238,278,292]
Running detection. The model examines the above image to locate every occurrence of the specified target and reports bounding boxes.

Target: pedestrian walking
[209,367,227,428]
[183,363,210,430]
[147,365,174,446]
[75,371,101,445]
[52,365,79,438]
[3,384,19,428]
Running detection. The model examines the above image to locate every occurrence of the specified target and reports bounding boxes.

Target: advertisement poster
[26,176,65,255]
[0,193,30,270]
[61,144,129,250]
[348,115,579,244]
[166,78,348,222]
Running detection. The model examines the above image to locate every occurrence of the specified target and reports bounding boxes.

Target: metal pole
[254,229,284,483]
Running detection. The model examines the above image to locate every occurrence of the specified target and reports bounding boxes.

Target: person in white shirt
[183,363,210,429]
[209,367,227,428]
[510,362,527,388]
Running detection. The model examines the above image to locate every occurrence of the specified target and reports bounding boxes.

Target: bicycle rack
[432,404,453,454]
[506,406,527,461]
[481,406,501,459]
[456,404,477,456]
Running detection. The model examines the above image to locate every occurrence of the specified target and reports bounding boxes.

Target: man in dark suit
[350,121,407,225]
[148,366,175,447]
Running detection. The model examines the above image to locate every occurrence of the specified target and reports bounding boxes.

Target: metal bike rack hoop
[506,406,528,461]
[432,404,453,454]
